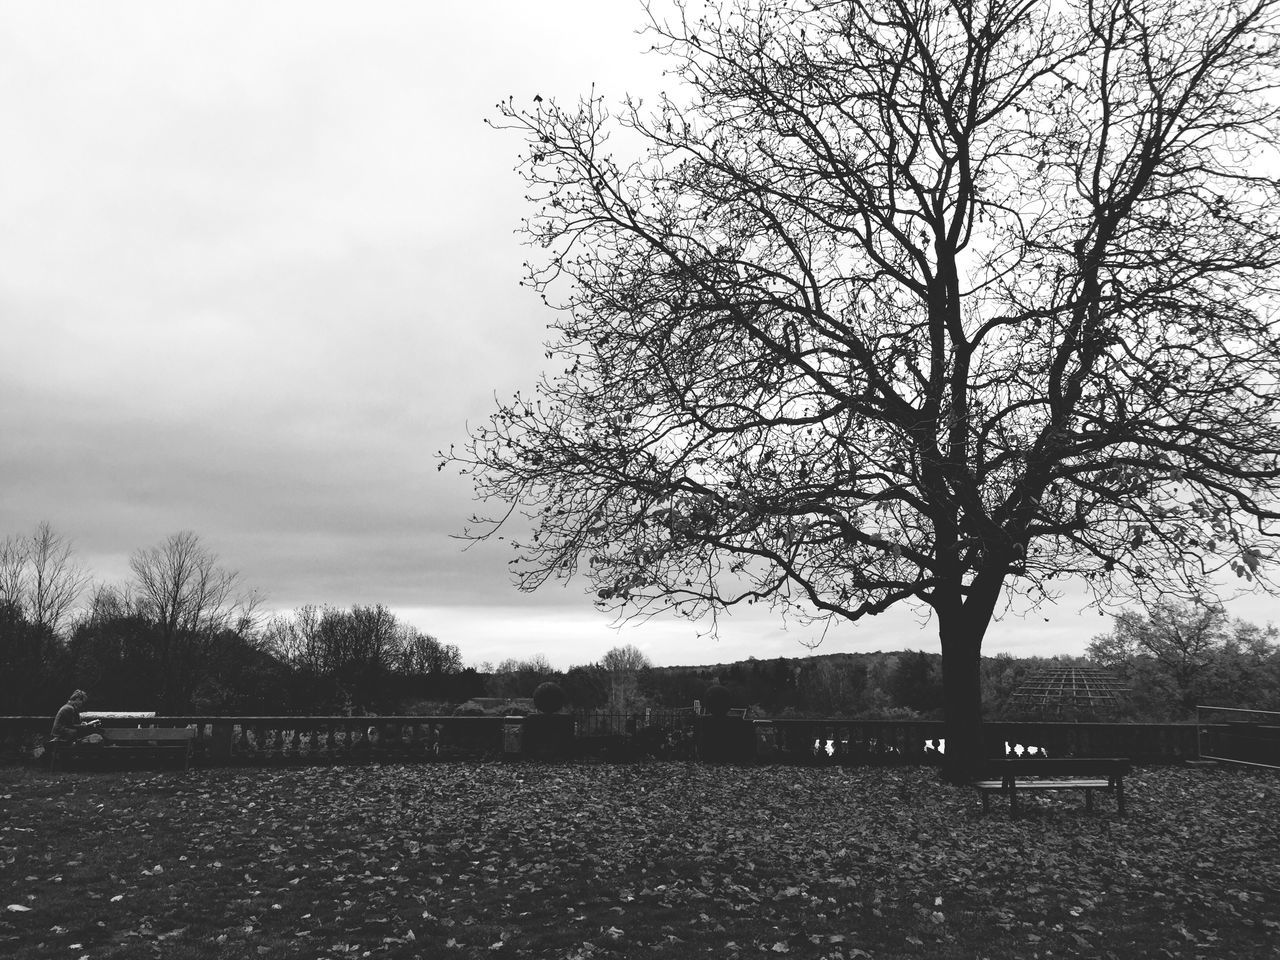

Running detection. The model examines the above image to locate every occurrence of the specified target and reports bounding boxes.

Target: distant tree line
[4,524,1278,720]
[0,525,472,716]
[466,620,1279,723]
[471,616,1279,722]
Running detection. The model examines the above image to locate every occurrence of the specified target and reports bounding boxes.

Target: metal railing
[1196,705,1280,769]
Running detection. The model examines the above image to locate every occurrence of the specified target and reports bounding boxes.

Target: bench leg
[1009,785,1018,816]
[1116,781,1125,816]
[1085,788,1094,813]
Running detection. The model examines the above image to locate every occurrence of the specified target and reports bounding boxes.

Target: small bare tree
[0,535,26,614]
[0,522,89,634]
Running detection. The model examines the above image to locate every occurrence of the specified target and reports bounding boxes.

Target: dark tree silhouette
[1088,600,1280,716]
[129,531,261,711]
[448,0,1280,778]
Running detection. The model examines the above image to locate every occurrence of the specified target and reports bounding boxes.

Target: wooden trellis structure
[1006,665,1128,718]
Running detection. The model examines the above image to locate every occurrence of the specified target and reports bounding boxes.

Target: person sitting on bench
[50,689,102,746]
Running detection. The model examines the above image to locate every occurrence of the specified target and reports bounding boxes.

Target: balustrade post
[834,724,849,763]
[503,718,523,758]
[208,723,233,764]
[754,720,778,763]
[813,723,830,763]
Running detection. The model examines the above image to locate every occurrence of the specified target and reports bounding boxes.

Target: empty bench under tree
[49,726,196,772]
[973,757,1130,815]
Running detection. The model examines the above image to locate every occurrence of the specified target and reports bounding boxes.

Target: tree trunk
[937,573,1006,784]
[940,627,986,783]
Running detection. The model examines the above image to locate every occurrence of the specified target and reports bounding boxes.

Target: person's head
[68,689,88,707]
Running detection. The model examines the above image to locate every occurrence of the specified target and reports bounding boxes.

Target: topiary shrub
[702,683,733,717]
[533,681,566,714]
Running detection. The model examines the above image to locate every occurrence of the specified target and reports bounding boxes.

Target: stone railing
[0,714,1203,766]
[985,720,1201,763]
[750,718,1200,764]
[0,716,510,766]
[754,718,948,764]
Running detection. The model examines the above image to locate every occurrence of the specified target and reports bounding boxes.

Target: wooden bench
[973,758,1130,815]
[49,726,196,772]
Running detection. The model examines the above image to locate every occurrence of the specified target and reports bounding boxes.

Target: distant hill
[640,648,1096,719]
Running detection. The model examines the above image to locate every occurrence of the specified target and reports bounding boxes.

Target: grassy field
[1,761,1277,959]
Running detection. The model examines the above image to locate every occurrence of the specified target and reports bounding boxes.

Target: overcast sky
[2,1,1276,671]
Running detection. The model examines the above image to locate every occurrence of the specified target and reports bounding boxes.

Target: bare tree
[396,626,463,676]
[267,604,430,710]
[262,606,321,674]
[0,534,27,613]
[27,522,90,633]
[494,654,555,675]
[129,531,257,709]
[489,654,557,699]
[0,522,89,633]
[448,0,1280,777]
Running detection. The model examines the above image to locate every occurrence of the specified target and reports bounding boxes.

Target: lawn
[1,762,1277,959]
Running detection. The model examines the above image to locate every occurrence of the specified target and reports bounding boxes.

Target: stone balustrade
[0,714,1204,766]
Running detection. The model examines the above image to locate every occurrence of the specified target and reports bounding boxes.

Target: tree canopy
[449,0,1280,774]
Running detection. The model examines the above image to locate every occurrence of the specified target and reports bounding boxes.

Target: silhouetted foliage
[265,604,464,713]
[702,683,733,716]
[561,664,610,710]
[1088,602,1280,719]
[485,655,557,700]
[0,600,67,714]
[889,651,946,717]
[533,681,566,714]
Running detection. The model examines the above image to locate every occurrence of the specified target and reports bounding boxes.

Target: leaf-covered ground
[1,762,1277,959]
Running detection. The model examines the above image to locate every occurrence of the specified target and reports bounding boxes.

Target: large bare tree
[448,0,1280,777]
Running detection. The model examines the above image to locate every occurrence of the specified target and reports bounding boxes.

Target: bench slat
[980,758,1130,775]
[985,779,1112,790]
[973,779,1112,789]
[103,728,195,743]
